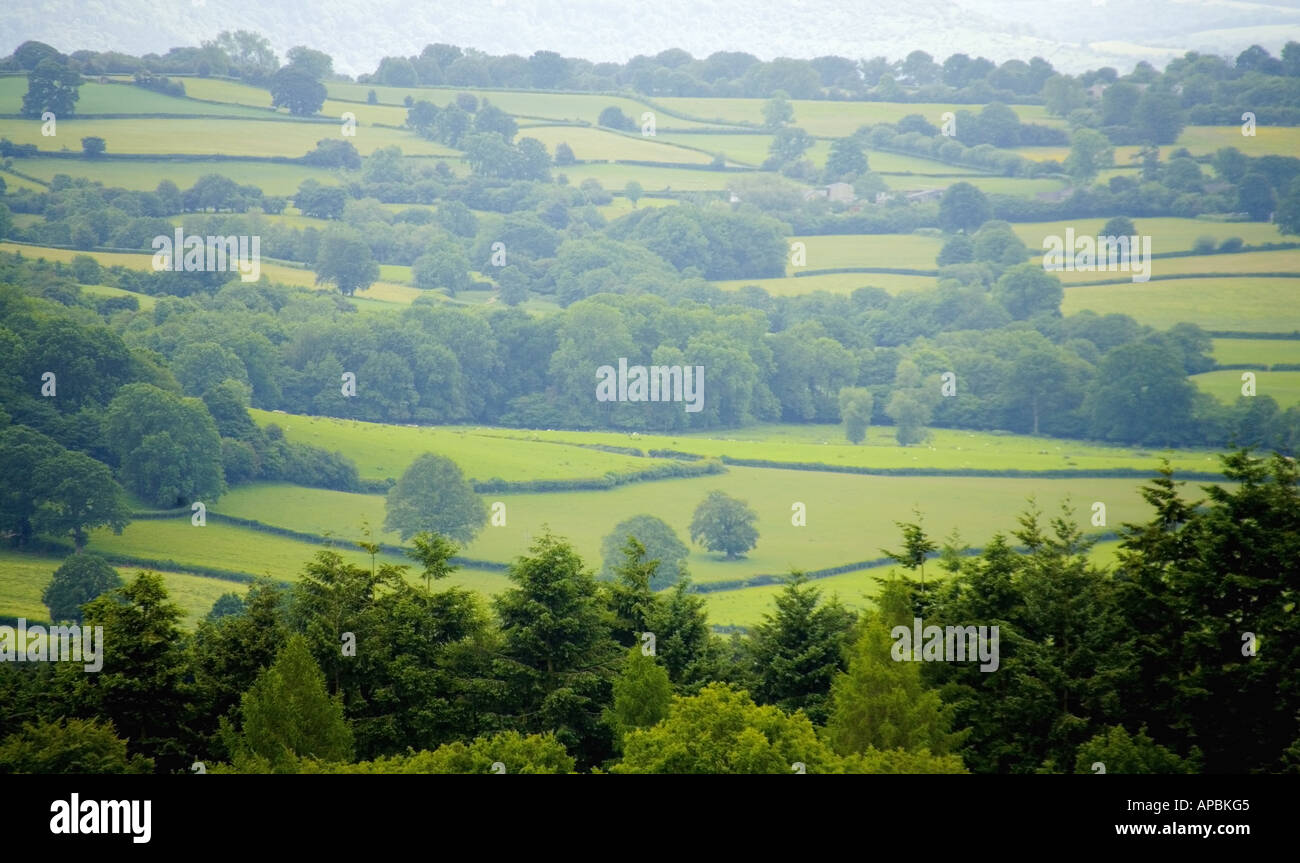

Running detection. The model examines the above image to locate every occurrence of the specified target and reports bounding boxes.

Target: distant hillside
[2,0,1298,78]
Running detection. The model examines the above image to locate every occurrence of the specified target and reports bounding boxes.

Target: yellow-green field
[1192,369,1300,406]
[0,549,244,628]
[652,98,1056,136]
[9,157,344,195]
[512,125,712,164]
[1211,338,1300,366]
[248,409,656,482]
[713,271,936,296]
[1055,249,1300,284]
[1061,276,1300,331]
[556,162,735,191]
[4,117,449,159]
[0,77,272,118]
[1014,218,1286,253]
[178,470,1164,589]
[788,233,944,272]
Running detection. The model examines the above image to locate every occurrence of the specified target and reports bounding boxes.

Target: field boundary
[716,455,1225,480]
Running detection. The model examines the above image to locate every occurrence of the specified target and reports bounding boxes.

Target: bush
[1218,236,1243,253]
[1193,235,1216,254]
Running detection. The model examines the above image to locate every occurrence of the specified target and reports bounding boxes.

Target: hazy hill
[2,0,1298,78]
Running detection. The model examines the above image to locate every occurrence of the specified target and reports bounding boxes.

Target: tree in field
[1237,172,1276,221]
[612,683,838,773]
[600,514,689,590]
[747,573,856,725]
[597,106,633,131]
[762,91,794,128]
[690,490,759,559]
[823,137,867,182]
[494,532,622,767]
[1135,88,1184,145]
[624,181,643,208]
[315,227,379,295]
[838,386,874,444]
[1064,129,1113,185]
[993,263,1064,320]
[1086,342,1195,445]
[412,247,472,296]
[80,136,105,158]
[0,718,153,774]
[884,359,934,445]
[285,46,334,81]
[42,554,122,623]
[220,634,353,772]
[103,383,226,507]
[33,451,130,551]
[826,579,964,758]
[383,453,487,543]
[938,182,991,234]
[1277,178,1300,236]
[270,65,326,115]
[21,58,82,118]
[767,126,813,165]
[554,141,575,165]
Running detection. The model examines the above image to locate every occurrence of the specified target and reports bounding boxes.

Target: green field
[1013,218,1287,254]
[3,116,449,159]
[505,422,1221,475]
[512,124,713,164]
[557,161,738,191]
[0,77,273,118]
[199,469,1164,590]
[1061,276,1300,331]
[1212,338,1300,366]
[1192,369,1300,406]
[82,516,512,593]
[8,157,345,195]
[0,549,245,628]
[80,283,158,309]
[1054,249,1300,284]
[652,98,1055,136]
[714,271,936,296]
[248,409,656,482]
[788,233,944,272]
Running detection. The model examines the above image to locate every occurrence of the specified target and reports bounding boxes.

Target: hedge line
[717,455,1224,481]
[473,458,723,493]
[1066,272,1300,287]
[793,266,938,278]
[125,510,509,572]
[1207,331,1300,339]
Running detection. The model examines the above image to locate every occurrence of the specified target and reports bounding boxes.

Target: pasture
[207,470,1165,589]
[1013,217,1286,254]
[1211,338,1300,366]
[9,157,344,195]
[1191,369,1300,406]
[0,549,248,628]
[1060,276,1300,332]
[0,77,272,118]
[4,116,447,159]
[247,409,655,482]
